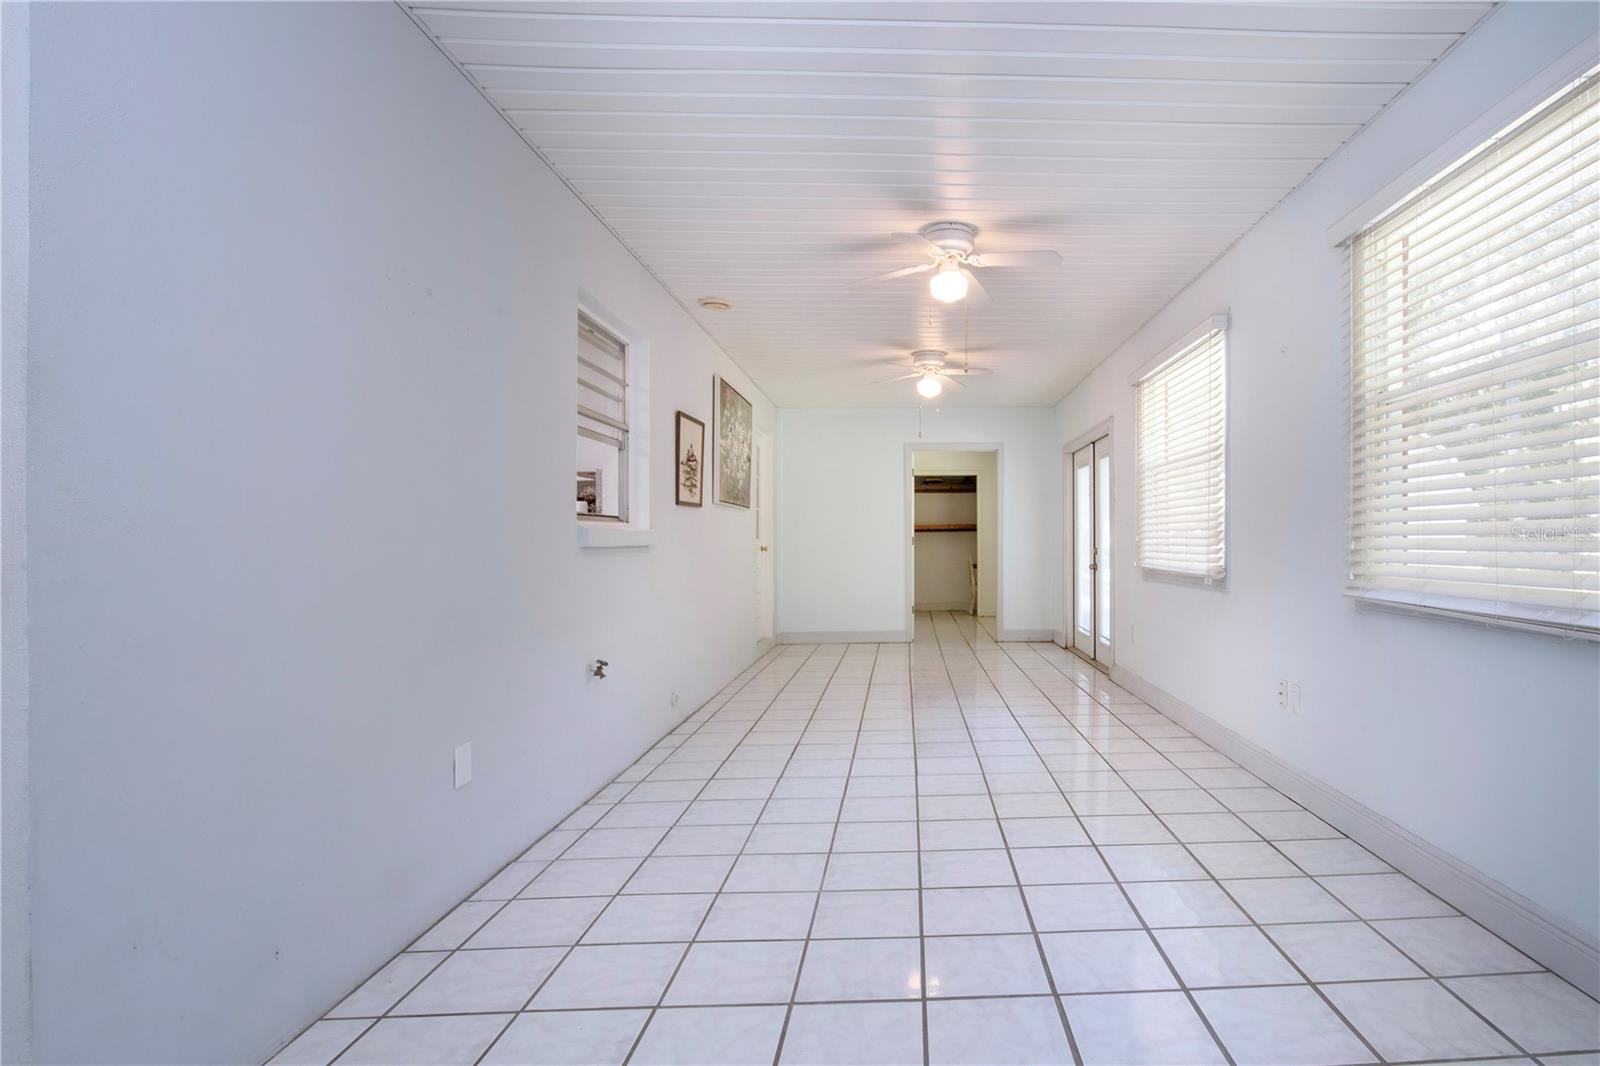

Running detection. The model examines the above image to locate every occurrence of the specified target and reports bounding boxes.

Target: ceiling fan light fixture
[916,374,943,398]
[929,261,968,304]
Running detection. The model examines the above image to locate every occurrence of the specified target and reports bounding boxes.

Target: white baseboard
[777,630,911,644]
[755,636,777,658]
[914,601,972,613]
[996,628,1055,642]
[1112,665,1600,1000]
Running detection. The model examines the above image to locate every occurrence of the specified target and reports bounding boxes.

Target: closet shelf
[915,523,978,532]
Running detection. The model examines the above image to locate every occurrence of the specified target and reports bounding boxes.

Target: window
[1346,72,1598,637]
[1134,317,1228,580]
[577,313,628,521]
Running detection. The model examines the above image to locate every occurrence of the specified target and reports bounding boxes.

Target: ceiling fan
[857,221,1063,305]
[877,350,992,399]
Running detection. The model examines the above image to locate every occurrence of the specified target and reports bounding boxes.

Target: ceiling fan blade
[855,262,935,284]
[962,269,992,308]
[892,231,945,255]
[945,365,993,377]
[966,249,1063,268]
[934,372,967,389]
[872,372,923,384]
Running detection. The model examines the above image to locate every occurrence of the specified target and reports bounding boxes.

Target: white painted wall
[22,4,772,1063]
[1053,2,1600,942]
[913,450,998,615]
[913,499,976,610]
[777,408,1056,639]
[1,4,31,1061]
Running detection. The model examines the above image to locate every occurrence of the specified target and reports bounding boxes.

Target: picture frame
[714,377,753,509]
[674,411,705,507]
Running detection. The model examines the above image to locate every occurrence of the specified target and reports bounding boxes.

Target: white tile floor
[271,613,1600,1066]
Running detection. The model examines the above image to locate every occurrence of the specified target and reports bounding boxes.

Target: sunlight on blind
[1347,72,1599,636]
[1136,325,1227,580]
[578,314,627,449]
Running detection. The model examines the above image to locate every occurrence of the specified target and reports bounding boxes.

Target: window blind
[1135,323,1227,580]
[1346,72,1599,636]
[577,314,627,451]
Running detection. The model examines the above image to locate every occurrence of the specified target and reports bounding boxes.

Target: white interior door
[1070,436,1113,665]
[754,431,774,641]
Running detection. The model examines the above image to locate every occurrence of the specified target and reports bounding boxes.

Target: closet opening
[908,448,999,628]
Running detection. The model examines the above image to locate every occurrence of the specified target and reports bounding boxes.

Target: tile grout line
[770,642,883,1066]
[1009,633,1558,1061]
[905,636,931,1066]
[618,642,852,1066]
[1074,647,1546,1064]
[296,628,1599,1066]
[979,623,1377,1062]
[994,630,1489,1064]
[304,650,788,1066]
[459,645,815,1066]
[925,612,1087,1066]
[957,616,1247,1065]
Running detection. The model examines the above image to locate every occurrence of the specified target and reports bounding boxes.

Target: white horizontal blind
[1347,72,1599,636]
[1136,324,1227,579]
[577,314,628,520]
[578,314,627,451]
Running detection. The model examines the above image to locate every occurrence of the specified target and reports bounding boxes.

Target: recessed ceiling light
[698,297,733,311]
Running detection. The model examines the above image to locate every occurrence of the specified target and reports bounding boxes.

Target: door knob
[759,545,769,552]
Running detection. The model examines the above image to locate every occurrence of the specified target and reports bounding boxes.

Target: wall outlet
[454,742,472,789]
[669,691,680,709]
[1288,683,1303,715]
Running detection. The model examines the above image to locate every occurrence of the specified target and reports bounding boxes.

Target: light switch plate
[454,742,472,789]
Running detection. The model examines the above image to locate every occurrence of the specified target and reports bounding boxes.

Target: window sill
[1346,589,1598,642]
[1140,565,1226,589]
[576,524,654,550]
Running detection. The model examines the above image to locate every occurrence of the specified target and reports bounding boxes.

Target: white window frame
[575,297,653,549]
[1342,70,1599,640]
[1131,314,1230,584]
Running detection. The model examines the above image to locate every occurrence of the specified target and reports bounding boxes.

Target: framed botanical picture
[715,377,753,509]
[674,411,705,507]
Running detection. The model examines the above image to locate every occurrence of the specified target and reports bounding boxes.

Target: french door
[1071,436,1112,664]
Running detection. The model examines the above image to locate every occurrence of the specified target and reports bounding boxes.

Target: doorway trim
[903,442,1004,642]
[1062,418,1115,673]
[754,428,775,649]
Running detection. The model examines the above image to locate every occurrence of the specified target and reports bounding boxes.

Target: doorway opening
[1065,426,1113,670]
[908,447,999,632]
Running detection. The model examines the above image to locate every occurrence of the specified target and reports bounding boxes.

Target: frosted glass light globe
[929,262,968,304]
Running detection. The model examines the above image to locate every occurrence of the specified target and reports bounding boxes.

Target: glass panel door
[1070,436,1113,666]
[1073,445,1095,656]
[1095,438,1112,662]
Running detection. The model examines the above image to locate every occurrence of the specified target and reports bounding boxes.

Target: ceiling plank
[404,0,1486,406]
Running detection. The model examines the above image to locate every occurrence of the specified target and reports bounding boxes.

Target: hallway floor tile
[274,613,1600,1066]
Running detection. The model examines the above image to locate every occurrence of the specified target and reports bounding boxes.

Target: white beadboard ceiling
[405,1,1492,406]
